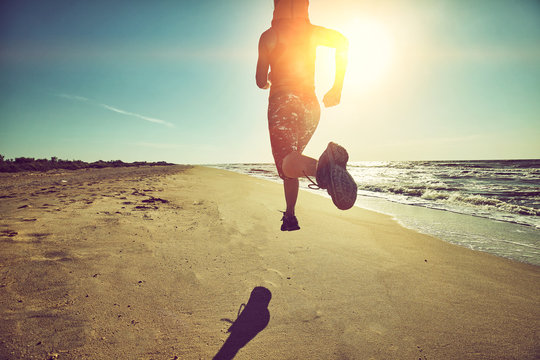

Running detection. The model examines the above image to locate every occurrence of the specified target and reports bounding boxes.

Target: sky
[1,0,539,164]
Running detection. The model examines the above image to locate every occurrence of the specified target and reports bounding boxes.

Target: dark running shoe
[316,142,349,189]
[320,142,357,210]
[281,213,300,231]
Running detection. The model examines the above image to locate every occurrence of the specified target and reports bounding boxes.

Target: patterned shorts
[268,93,320,180]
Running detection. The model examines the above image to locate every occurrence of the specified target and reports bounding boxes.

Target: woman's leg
[282,151,317,216]
[283,177,299,216]
[267,93,320,228]
[282,151,317,179]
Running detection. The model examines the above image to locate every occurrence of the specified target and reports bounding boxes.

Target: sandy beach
[0,165,538,360]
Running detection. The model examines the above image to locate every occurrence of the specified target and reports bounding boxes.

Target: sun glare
[316,17,395,95]
[315,17,395,96]
[345,18,394,91]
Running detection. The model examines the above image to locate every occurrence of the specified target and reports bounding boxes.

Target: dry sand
[0,165,538,360]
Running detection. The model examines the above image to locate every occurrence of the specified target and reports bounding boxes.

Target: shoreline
[1,165,538,359]
[354,194,540,266]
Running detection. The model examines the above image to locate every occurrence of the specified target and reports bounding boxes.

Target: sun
[314,17,395,97]
[345,18,394,91]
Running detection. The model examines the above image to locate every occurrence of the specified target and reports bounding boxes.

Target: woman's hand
[323,87,342,107]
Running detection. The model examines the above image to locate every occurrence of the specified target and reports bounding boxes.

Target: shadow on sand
[213,287,272,360]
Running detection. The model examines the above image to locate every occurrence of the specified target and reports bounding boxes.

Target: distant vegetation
[0,155,174,173]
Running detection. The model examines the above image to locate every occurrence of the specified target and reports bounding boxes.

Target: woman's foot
[281,213,300,231]
[317,142,357,210]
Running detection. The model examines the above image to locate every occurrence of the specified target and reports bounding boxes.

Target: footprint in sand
[263,268,290,288]
[134,205,156,210]
[0,229,18,237]
[141,197,169,204]
[131,189,146,196]
[24,232,51,244]
[41,250,74,262]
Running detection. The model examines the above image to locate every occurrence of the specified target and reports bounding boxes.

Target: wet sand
[0,166,538,359]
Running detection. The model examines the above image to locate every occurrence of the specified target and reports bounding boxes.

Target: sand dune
[0,166,538,359]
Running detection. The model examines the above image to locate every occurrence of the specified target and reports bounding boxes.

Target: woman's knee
[282,152,302,178]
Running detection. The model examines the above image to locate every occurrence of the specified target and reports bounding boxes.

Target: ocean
[211,160,540,266]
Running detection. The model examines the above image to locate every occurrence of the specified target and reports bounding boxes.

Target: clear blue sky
[1,0,539,164]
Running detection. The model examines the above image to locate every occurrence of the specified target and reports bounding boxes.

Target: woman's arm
[313,26,349,107]
[256,30,273,89]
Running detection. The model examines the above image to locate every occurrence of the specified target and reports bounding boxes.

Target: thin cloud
[56,93,174,128]
[57,93,91,102]
[100,104,174,127]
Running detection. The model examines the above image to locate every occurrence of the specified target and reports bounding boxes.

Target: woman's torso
[268,22,317,98]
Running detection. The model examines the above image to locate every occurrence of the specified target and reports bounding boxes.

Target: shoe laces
[280,211,298,222]
[303,171,321,190]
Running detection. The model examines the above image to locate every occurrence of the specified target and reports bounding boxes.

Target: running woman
[257,0,357,231]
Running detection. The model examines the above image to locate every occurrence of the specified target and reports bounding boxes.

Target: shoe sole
[316,142,349,189]
[327,143,357,210]
[281,225,300,231]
